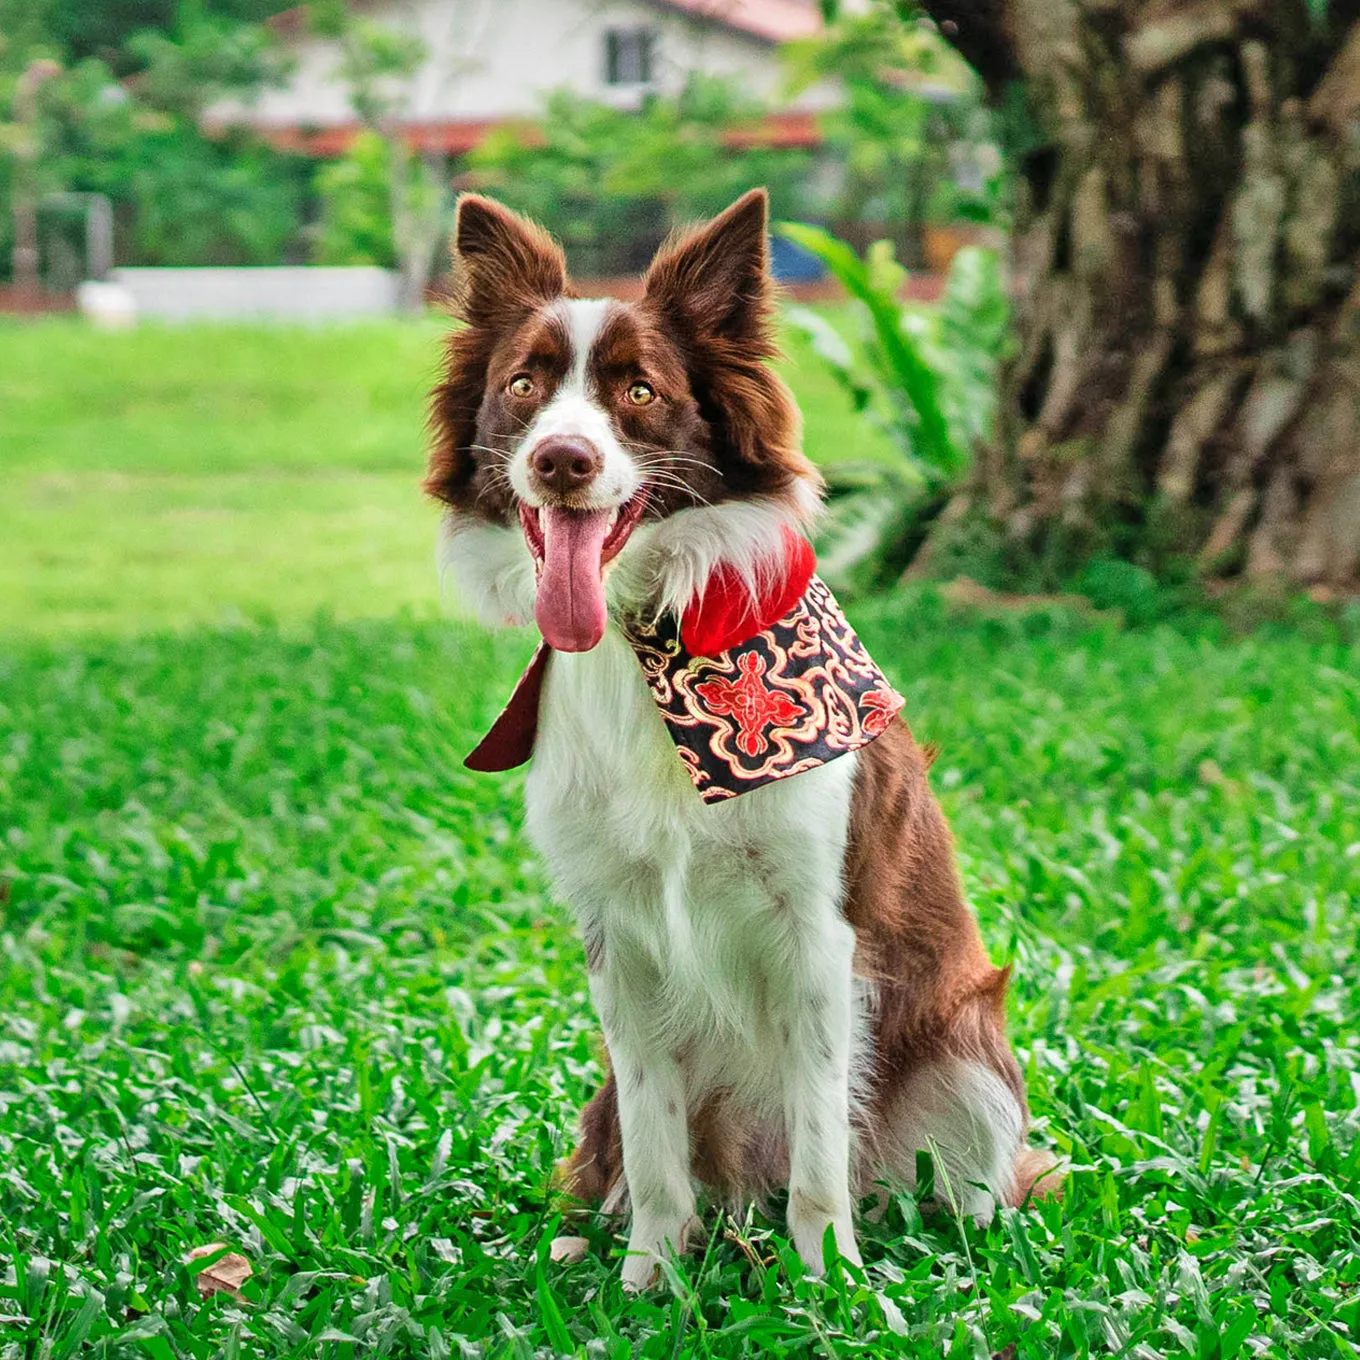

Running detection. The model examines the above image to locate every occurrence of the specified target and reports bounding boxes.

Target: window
[604,27,656,86]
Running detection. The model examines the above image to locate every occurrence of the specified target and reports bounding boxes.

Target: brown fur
[844,719,1030,1159]
[566,1080,789,1213]
[638,193,819,503]
[566,1069,623,1205]
[425,196,571,517]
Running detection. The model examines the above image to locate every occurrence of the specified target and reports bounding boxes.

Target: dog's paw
[787,1194,860,1275]
[619,1247,660,1293]
[618,1214,697,1292]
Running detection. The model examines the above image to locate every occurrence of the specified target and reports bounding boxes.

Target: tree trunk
[10,60,62,305]
[386,143,450,313]
[921,0,1360,588]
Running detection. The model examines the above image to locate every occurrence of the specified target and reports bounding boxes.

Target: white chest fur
[524,625,861,1095]
[523,624,869,1284]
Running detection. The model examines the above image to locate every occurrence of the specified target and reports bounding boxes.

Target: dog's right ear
[427,199,567,513]
[451,195,568,325]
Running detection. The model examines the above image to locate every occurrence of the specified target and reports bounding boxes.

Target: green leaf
[51,1291,103,1360]
[784,305,875,415]
[777,220,963,479]
[534,1229,575,1354]
[1004,1208,1042,1285]
[815,487,906,591]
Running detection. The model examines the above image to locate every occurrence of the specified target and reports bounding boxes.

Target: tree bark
[384,138,450,312]
[921,0,1360,588]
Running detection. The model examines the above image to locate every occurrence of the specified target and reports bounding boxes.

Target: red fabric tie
[464,527,817,773]
[464,642,549,772]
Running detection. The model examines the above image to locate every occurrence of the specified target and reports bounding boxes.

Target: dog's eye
[627,382,656,406]
[508,375,535,398]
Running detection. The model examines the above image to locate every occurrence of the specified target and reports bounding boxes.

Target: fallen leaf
[1198,759,1241,794]
[186,1244,253,1302]
[548,1235,590,1265]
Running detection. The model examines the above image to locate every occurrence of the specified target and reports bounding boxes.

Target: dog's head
[427,189,821,652]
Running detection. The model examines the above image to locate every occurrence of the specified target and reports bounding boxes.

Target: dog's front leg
[591,968,696,1291]
[775,916,862,1274]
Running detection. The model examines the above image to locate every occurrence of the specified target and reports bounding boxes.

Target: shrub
[312,129,397,268]
[779,223,1011,592]
[467,78,811,275]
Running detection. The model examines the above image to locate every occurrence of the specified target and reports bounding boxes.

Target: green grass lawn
[2,318,1359,1357]
[0,316,891,636]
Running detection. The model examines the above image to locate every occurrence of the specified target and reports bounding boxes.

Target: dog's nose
[530,436,602,495]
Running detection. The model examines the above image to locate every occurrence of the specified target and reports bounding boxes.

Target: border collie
[427,189,1051,1290]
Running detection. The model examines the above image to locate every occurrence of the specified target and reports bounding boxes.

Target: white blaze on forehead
[508,297,641,510]
[559,297,615,396]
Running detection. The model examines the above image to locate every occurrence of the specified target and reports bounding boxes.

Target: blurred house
[209,0,838,157]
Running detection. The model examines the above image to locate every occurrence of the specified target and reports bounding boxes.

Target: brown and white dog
[427,189,1049,1290]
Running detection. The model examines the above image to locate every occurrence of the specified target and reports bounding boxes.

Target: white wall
[106,268,401,321]
[215,0,834,129]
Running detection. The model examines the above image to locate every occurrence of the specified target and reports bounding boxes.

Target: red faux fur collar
[678,527,816,657]
[465,528,902,800]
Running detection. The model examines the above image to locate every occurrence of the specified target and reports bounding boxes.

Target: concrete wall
[105,267,401,321]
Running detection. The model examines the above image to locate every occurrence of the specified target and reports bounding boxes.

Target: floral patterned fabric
[622,576,904,803]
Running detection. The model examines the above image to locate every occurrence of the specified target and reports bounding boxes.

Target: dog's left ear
[641,189,817,503]
[643,189,773,343]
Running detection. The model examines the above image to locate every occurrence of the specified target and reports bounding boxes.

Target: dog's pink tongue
[535,507,612,652]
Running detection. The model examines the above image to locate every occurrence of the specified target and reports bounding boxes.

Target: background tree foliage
[11,0,289,71]
[784,4,1002,265]
[465,78,812,276]
[0,0,307,276]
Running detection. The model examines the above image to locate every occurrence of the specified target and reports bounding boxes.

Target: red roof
[253,119,501,156]
[246,109,822,157]
[650,0,822,44]
[725,109,820,148]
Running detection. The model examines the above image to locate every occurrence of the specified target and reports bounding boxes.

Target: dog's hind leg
[560,1067,624,1206]
[861,963,1040,1223]
[872,1054,1026,1222]
[550,1068,627,1266]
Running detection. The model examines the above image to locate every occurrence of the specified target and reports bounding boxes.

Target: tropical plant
[780,222,1011,591]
